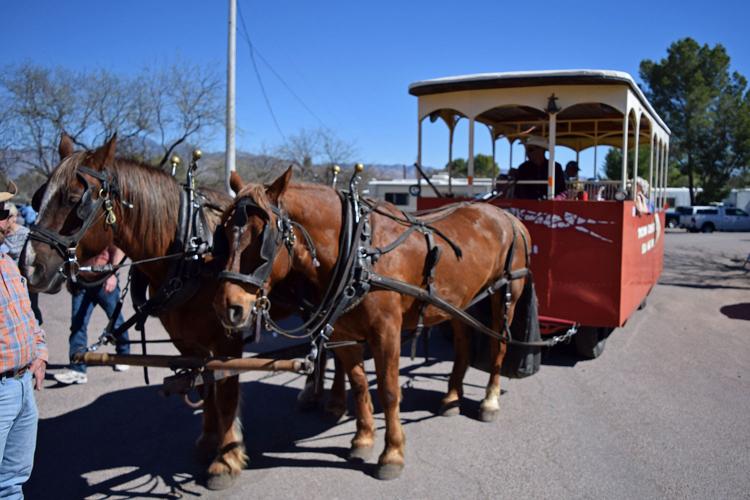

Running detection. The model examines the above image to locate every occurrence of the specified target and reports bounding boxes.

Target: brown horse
[20,135,244,490]
[213,168,532,480]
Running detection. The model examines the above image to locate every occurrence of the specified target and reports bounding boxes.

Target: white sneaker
[113,364,130,372]
[54,369,88,385]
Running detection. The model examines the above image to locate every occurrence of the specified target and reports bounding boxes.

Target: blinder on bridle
[28,165,118,282]
[217,196,289,290]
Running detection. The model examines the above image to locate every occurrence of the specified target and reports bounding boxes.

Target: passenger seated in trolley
[514,136,566,200]
[633,177,652,214]
[564,161,580,180]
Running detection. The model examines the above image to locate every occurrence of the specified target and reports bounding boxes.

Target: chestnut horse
[213,168,532,480]
[21,135,244,490]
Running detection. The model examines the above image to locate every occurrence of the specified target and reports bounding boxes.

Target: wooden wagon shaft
[74,352,309,373]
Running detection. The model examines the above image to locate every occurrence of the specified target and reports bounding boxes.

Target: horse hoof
[479,408,499,423]
[375,463,404,480]
[439,400,460,417]
[348,445,374,463]
[206,472,236,491]
[324,402,347,420]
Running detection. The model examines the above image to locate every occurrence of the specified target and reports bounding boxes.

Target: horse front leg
[205,374,247,490]
[335,345,375,461]
[324,353,347,419]
[479,292,511,422]
[370,318,406,480]
[441,319,471,416]
[196,383,219,463]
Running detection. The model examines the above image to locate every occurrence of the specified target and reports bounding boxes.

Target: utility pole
[225,0,237,195]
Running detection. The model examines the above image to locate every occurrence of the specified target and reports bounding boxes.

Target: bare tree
[0,62,223,180]
[275,127,357,183]
[153,62,223,169]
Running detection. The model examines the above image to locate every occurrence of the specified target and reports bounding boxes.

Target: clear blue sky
[2,0,748,178]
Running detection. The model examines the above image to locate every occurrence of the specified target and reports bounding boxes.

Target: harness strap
[411,230,440,360]
[368,272,555,347]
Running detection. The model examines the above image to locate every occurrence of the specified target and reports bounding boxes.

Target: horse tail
[501,270,542,379]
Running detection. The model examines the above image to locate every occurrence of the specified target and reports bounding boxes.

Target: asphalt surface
[25,231,750,499]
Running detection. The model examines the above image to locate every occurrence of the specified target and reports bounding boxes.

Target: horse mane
[232,180,336,221]
[111,157,181,251]
[47,151,181,252]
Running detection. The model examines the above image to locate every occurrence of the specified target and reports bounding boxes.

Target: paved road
[25,231,750,499]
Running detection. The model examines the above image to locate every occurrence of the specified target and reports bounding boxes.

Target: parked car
[679,205,750,232]
[665,207,692,228]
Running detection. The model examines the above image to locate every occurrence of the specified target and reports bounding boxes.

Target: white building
[367,174,494,211]
[367,176,748,212]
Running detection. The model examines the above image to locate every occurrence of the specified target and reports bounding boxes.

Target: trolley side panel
[619,205,665,325]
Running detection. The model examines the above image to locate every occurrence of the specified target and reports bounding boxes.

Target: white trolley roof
[409,69,670,151]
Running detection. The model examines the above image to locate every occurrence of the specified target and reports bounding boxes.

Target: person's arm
[108,245,126,265]
[30,326,47,390]
[104,245,125,293]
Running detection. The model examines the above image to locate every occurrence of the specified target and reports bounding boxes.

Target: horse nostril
[227,305,245,325]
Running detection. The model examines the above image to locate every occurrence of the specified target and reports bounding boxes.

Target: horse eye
[67,195,81,204]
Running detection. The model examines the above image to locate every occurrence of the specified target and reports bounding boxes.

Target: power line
[237,1,328,135]
[237,1,286,142]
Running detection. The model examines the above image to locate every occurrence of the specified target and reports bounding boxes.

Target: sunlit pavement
[27,231,750,499]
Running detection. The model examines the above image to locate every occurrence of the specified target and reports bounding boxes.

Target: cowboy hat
[524,135,548,150]
[0,180,18,203]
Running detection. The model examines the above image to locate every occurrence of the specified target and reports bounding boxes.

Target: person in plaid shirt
[0,180,47,499]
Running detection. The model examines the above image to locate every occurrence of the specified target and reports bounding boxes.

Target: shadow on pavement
[27,375,450,498]
[27,315,593,497]
[720,303,750,321]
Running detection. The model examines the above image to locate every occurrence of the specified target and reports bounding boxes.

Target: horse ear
[266,166,293,204]
[59,133,75,159]
[90,134,118,170]
[229,171,245,194]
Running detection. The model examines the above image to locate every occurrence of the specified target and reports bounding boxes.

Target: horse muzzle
[214,284,257,330]
[19,242,65,294]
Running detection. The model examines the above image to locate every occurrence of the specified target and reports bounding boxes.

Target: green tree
[640,38,750,204]
[446,154,497,177]
[603,147,687,186]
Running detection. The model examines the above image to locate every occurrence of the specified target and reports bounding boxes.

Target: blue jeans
[69,283,130,373]
[0,371,38,499]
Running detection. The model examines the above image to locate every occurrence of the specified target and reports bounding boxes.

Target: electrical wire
[237,1,286,141]
[237,1,331,139]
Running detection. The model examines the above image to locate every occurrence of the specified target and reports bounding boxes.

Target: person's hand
[104,274,117,294]
[30,358,46,390]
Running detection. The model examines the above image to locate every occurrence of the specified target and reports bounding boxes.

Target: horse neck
[110,160,180,275]
[281,184,343,287]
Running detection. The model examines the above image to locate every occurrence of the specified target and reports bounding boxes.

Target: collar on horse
[28,165,120,284]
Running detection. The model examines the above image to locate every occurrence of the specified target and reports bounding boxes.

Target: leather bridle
[217,196,295,290]
[28,165,119,283]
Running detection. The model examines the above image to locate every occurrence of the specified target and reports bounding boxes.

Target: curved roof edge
[408,69,670,135]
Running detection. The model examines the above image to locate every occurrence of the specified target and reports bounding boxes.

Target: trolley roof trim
[409,69,670,144]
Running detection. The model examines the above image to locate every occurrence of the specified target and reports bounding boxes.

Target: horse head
[213,167,294,330]
[21,133,119,293]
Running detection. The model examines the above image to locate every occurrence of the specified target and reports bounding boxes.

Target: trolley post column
[546,94,560,199]
[632,114,640,200]
[468,118,475,196]
[621,111,630,193]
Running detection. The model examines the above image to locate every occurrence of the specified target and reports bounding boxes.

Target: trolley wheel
[574,327,608,359]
